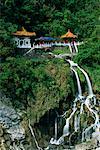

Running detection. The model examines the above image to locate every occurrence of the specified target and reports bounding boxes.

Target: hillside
[0,0,99,149]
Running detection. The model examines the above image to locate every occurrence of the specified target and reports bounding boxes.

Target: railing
[30,42,82,49]
[24,42,81,56]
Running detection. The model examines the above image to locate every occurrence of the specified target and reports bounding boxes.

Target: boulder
[75,139,97,150]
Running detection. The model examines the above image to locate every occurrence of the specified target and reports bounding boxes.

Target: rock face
[0,103,25,140]
[0,100,25,149]
[75,138,100,150]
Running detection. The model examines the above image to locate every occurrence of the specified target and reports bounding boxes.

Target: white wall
[14,37,31,48]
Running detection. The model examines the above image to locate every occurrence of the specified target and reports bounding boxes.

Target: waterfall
[67,60,99,142]
[48,59,99,148]
[50,136,64,145]
[80,103,84,114]
[74,115,78,132]
[68,59,85,102]
[67,59,96,104]
[71,67,82,97]
[55,118,58,140]
[74,114,80,132]
[63,107,77,135]
[85,97,99,128]
[63,118,70,136]
[82,129,85,142]
[67,59,93,95]
[69,107,77,120]
[73,102,76,111]
[77,66,93,96]
[67,59,78,67]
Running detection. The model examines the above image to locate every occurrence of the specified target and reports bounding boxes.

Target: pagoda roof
[12,27,36,37]
[61,29,77,38]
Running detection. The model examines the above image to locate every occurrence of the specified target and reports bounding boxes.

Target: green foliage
[1,0,99,37]
[74,41,100,67]
[0,57,71,122]
[83,65,100,92]
[74,26,100,92]
[74,25,100,67]
[73,0,99,39]
[0,0,99,59]
[0,18,18,58]
[53,47,70,55]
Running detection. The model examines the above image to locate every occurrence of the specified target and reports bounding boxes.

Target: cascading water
[74,114,80,132]
[55,118,58,140]
[80,103,84,114]
[63,118,70,136]
[63,107,77,136]
[83,97,99,141]
[77,66,96,105]
[67,60,99,143]
[71,67,82,97]
[67,59,97,104]
[44,59,99,149]
[77,66,93,96]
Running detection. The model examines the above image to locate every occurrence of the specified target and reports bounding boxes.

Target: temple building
[12,27,36,48]
[61,29,77,39]
[61,29,78,53]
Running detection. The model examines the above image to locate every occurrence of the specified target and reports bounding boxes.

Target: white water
[48,59,99,148]
[55,118,58,140]
[85,97,99,128]
[80,103,84,114]
[63,118,70,136]
[63,107,77,135]
[68,60,85,103]
[71,67,82,97]
[67,59,78,67]
[74,114,80,132]
[74,115,78,132]
[67,59,93,95]
[77,66,93,96]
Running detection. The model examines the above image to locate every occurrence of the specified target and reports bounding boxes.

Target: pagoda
[61,29,77,39]
[12,27,36,48]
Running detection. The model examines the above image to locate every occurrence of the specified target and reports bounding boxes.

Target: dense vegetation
[0,0,99,122]
[0,57,72,123]
[0,0,99,56]
[74,25,100,92]
[0,0,99,52]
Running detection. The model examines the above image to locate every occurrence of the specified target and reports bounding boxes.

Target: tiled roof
[61,29,77,38]
[12,27,36,36]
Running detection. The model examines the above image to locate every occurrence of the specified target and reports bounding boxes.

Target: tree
[0,18,18,59]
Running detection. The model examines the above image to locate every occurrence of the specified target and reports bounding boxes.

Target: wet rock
[7,125,25,141]
[0,100,25,150]
[96,148,100,150]
[0,125,3,136]
[75,139,98,150]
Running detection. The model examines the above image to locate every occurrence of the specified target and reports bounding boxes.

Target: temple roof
[61,29,77,38]
[12,27,36,37]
